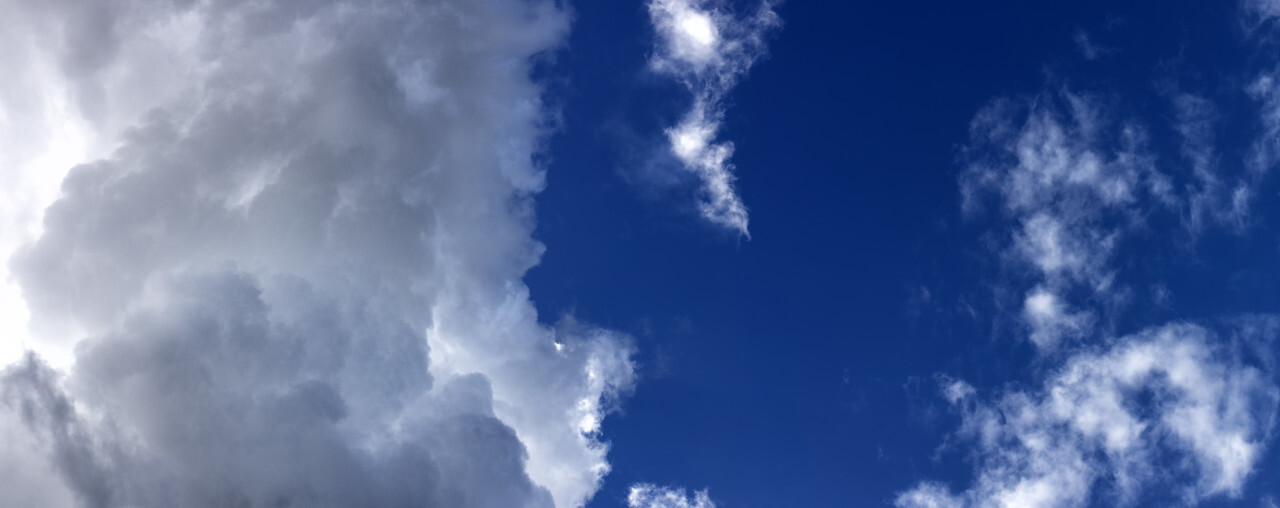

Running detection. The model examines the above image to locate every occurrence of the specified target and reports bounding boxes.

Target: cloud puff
[647,0,780,236]
[0,1,633,507]
[897,324,1279,508]
[628,484,718,508]
[1022,286,1094,350]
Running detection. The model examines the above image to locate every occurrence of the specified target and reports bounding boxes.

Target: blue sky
[1,1,1279,508]
[533,1,1280,506]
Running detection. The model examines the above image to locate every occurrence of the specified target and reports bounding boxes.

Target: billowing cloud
[628,484,718,508]
[897,324,1279,508]
[647,0,780,237]
[0,1,634,507]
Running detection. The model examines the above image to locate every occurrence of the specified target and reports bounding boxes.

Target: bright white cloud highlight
[628,484,718,508]
[897,324,1279,508]
[1022,287,1092,349]
[648,0,780,236]
[0,1,634,507]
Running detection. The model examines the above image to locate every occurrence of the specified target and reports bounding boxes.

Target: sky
[2,1,1280,508]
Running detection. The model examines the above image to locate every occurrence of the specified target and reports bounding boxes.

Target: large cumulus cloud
[0,0,633,507]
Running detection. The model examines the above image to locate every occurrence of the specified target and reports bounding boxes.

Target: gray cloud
[0,0,633,507]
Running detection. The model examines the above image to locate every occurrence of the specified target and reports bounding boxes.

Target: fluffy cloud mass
[647,0,779,237]
[0,1,634,507]
[897,324,1279,508]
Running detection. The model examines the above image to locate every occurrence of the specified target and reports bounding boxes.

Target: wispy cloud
[1248,70,1280,175]
[958,78,1280,351]
[898,324,1279,507]
[1073,30,1114,61]
[1244,0,1280,26]
[961,90,1168,349]
[0,1,633,507]
[647,0,780,237]
[628,483,718,508]
[1167,92,1259,233]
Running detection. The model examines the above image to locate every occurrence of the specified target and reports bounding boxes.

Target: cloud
[1248,71,1280,175]
[628,484,718,508]
[1171,93,1253,232]
[961,90,1168,348]
[0,1,634,507]
[897,323,1280,508]
[1022,286,1093,349]
[0,0,99,365]
[1244,0,1280,25]
[1073,31,1113,61]
[959,84,1275,349]
[647,0,780,237]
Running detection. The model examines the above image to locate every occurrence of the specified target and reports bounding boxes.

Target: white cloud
[961,91,1167,348]
[628,484,718,508]
[0,1,633,507]
[942,378,977,405]
[957,86,1277,350]
[1022,287,1093,349]
[896,482,964,508]
[897,324,1280,508]
[648,0,780,236]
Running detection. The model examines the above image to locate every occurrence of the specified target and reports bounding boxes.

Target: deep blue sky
[525,1,1280,506]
